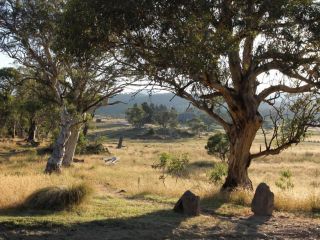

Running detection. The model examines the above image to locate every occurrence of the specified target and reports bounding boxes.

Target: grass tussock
[228,189,253,206]
[274,192,320,213]
[24,183,93,211]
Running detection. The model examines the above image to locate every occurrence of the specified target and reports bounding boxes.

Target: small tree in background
[0,68,59,140]
[187,118,207,137]
[125,104,146,128]
[275,170,294,191]
[0,68,20,138]
[141,102,155,124]
[154,106,178,129]
[205,133,230,162]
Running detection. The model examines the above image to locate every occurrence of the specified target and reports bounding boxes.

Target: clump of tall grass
[24,183,92,211]
[228,189,253,206]
[274,192,320,213]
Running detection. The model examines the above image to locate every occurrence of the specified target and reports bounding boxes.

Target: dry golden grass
[0,121,319,215]
[24,183,93,211]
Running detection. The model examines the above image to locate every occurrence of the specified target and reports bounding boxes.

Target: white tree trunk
[45,108,73,174]
[62,124,82,167]
[27,119,37,143]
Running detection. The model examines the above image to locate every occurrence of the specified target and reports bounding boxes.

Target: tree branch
[258,84,313,103]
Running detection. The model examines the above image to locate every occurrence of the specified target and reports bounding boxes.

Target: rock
[173,190,200,216]
[104,156,119,165]
[251,183,274,216]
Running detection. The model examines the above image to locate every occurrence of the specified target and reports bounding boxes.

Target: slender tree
[66,0,320,190]
[125,104,146,128]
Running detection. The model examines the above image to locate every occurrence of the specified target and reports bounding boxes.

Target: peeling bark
[27,120,37,142]
[45,108,73,174]
[62,124,81,167]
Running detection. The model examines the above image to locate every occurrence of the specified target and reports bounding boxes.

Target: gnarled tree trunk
[27,119,37,143]
[62,124,81,167]
[45,108,72,174]
[222,115,262,191]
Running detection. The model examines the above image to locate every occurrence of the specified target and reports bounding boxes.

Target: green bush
[75,132,89,154]
[275,170,294,191]
[85,143,109,155]
[167,153,189,179]
[205,133,230,161]
[152,152,189,183]
[24,183,92,211]
[147,128,155,135]
[76,135,109,155]
[209,162,228,184]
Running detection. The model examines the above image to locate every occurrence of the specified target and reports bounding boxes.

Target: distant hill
[95,93,191,117]
[95,92,274,118]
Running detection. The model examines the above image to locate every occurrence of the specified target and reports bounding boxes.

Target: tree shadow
[90,125,195,141]
[0,192,274,240]
[200,191,272,239]
[0,209,190,240]
[188,160,213,169]
[200,191,234,217]
[232,215,272,239]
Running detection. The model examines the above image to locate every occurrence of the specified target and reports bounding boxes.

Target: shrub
[205,133,230,161]
[152,152,189,183]
[167,153,189,180]
[275,170,294,191]
[75,132,89,154]
[85,143,109,155]
[147,128,155,135]
[24,183,92,211]
[77,135,109,155]
[209,162,228,184]
[229,189,252,206]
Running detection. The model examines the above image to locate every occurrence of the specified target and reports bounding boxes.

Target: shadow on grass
[90,125,195,141]
[88,127,146,140]
[233,215,271,239]
[0,209,189,240]
[0,192,290,240]
[200,191,232,216]
[188,160,214,169]
[0,206,57,217]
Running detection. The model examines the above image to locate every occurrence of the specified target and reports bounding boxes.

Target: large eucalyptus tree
[0,0,129,173]
[64,0,320,190]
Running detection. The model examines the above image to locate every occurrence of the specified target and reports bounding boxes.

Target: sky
[0,52,15,68]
